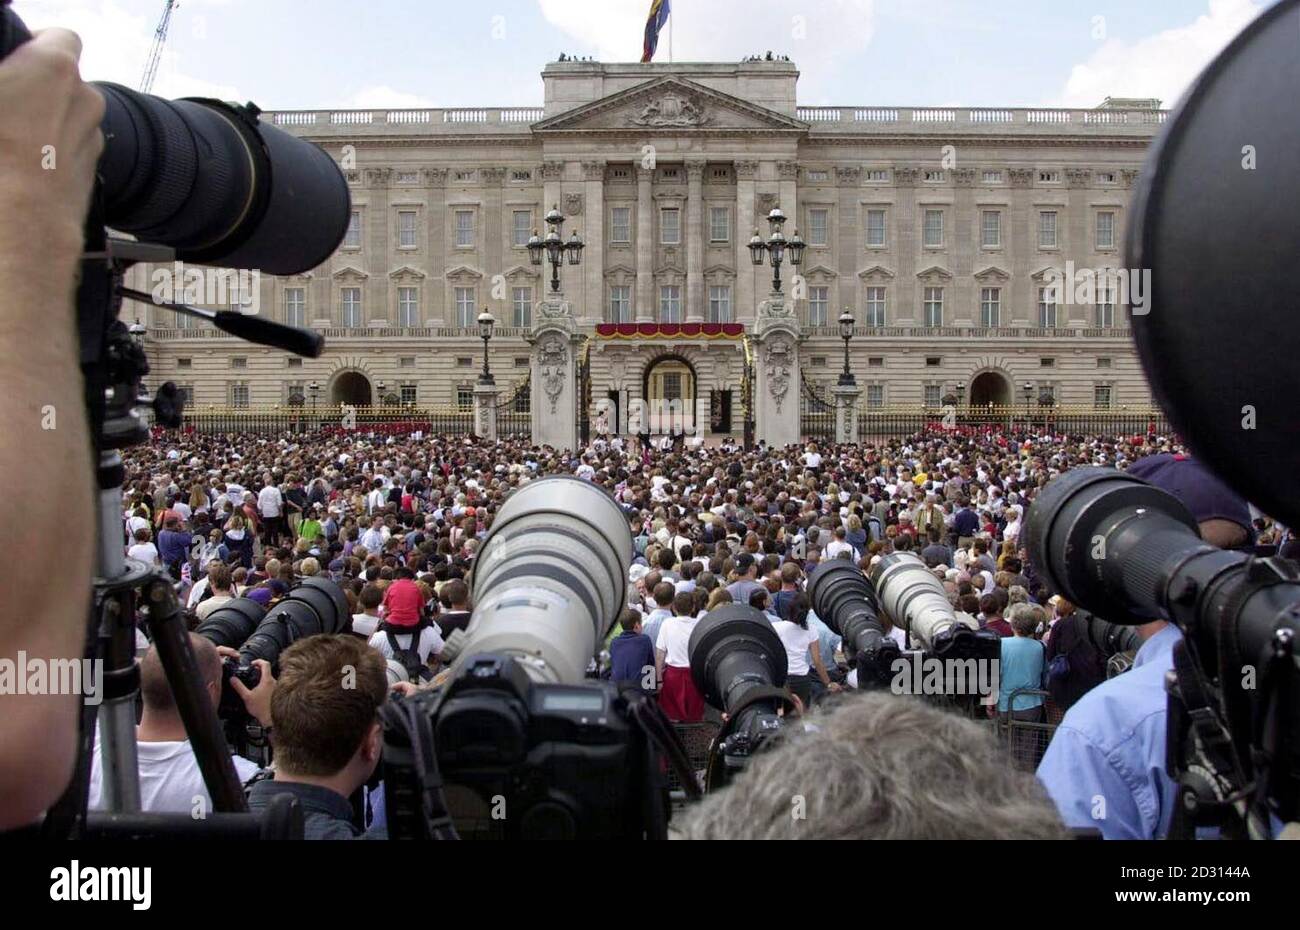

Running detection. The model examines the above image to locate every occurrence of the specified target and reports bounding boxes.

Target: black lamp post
[1022,381,1034,416]
[529,205,584,293]
[376,380,386,408]
[747,207,805,295]
[837,309,855,386]
[478,308,496,385]
[955,382,966,414]
[309,380,319,412]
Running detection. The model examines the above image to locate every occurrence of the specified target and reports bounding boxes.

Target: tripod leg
[143,576,248,812]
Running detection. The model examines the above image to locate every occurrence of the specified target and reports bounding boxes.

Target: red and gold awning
[594,322,745,340]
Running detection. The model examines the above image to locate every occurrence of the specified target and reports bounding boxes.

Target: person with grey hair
[999,603,1048,765]
[1006,584,1029,606]
[678,692,1067,839]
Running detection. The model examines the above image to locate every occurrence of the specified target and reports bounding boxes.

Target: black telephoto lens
[194,596,266,649]
[807,559,897,684]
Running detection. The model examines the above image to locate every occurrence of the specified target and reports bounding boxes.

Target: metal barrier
[667,721,717,800]
[996,688,1056,772]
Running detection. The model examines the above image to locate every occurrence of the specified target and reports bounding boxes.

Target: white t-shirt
[125,515,150,538]
[803,451,823,469]
[352,613,381,638]
[655,615,699,668]
[368,626,445,663]
[257,485,283,518]
[825,540,856,561]
[88,735,261,813]
[195,594,234,620]
[128,542,160,564]
[772,620,819,677]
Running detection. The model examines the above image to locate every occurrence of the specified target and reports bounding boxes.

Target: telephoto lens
[1079,611,1142,658]
[688,604,789,777]
[459,476,632,685]
[196,577,351,718]
[806,559,898,686]
[870,552,995,661]
[194,596,266,650]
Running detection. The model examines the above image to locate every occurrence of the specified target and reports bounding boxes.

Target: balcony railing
[147,325,532,340]
[801,325,1132,339]
[792,106,1166,133]
[264,105,1167,136]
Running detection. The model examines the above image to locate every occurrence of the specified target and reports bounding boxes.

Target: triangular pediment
[444,265,484,281]
[1030,265,1062,282]
[916,265,953,281]
[332,265,368,280]
[858,264,895,281]
[388,265,426,280]
[803,263,838,280]
[533,77,809,134]
[973,265,1011,282]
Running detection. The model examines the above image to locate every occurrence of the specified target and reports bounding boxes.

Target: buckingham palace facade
[129,57,1164,439]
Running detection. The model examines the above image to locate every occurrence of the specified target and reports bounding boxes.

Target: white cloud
[536,0,875,104]
[13,0,244,101]
[1055,0,1264,109]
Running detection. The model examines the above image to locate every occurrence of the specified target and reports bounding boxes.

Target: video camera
[379,477,698,839]
[1023,0,1300,841]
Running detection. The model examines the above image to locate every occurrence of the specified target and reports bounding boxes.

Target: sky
[11,0,1274,111]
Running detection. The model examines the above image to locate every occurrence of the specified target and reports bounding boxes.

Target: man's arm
[1036,724,1147,839]
[0,27,104,829]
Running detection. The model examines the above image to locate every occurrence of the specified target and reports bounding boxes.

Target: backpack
[386,629,432,683]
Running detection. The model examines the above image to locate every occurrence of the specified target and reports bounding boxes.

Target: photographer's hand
[0,26,104,830]
[230,659,276,729]
[0,28,104,262]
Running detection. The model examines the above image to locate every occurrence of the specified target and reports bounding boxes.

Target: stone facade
[127,58,1163,433]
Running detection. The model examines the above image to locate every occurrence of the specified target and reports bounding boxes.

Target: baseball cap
[1127,453,1252,534]
[736,552,756,572]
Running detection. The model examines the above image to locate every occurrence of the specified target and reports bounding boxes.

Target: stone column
[582,160,605,324]
[635,165,654,322]
[735,161,758,322]
[473,381,499,441]
[832,382,862,445]
[685,160,706,322]
[752,294,801,449]
[528,294,580,451]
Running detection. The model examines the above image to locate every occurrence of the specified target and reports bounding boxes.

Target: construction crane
[139,0,178,94]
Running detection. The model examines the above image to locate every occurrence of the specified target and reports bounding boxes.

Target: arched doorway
[329,371,372,406]
[969,370,1011,407]
[643,356,696,434]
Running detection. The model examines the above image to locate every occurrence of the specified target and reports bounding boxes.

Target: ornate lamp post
[376,380,387,408]
[1022,381,1034,416]
[837,309,856,386]
[747,207,805,295]
[529,205,584,294]
[129,320,148,393]
[309,380,319,412]
[477,309,496,385]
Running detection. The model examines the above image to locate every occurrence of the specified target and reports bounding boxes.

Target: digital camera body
[382,653,667,840]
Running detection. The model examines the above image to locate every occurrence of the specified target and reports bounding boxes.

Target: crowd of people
[105,422,1293,838]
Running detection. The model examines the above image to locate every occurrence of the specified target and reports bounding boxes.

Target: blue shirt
[998,636,1045,712]
[952,508,980,537]
[1036,624,1180,839]
[609,631,656,689]
[807,610,841,673]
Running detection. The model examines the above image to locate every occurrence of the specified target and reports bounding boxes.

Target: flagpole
[669,3,673,62]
